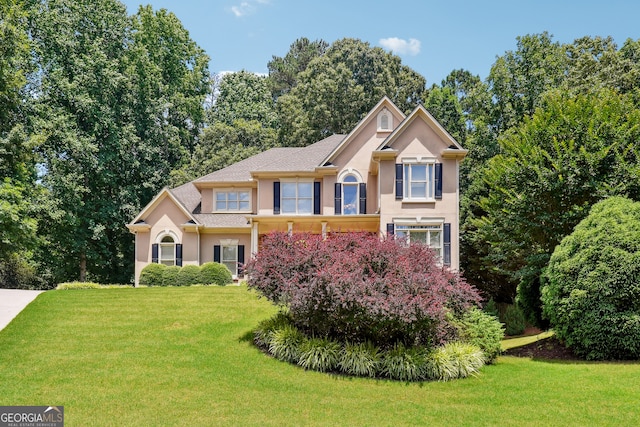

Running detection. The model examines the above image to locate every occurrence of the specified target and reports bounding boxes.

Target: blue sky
[120,0,640,85]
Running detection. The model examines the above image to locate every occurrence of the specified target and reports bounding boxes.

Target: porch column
[251,221,259,256]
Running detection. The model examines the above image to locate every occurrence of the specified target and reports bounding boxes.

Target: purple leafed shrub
[246,232,481,349]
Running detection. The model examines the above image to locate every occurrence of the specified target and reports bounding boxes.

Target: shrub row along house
[127,97,468,285]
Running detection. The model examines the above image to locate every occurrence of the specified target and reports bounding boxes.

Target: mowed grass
[1,287,639,426]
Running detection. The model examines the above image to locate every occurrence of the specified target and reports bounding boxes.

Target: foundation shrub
[139,263,166,286]
[161,265,181,287]
[199,262,233,286]
[176,265,201,286]
[246,231,481,349]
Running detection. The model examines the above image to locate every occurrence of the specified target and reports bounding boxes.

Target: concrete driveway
[0,289,45,331]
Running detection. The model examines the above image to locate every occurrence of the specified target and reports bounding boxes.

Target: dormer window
[377,108,393,131]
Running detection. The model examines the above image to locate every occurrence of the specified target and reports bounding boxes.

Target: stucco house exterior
[127,97,468,286]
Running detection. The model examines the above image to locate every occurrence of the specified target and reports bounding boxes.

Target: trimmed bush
[56,282,101,290]
[542,197,640,360]
[200,262,233,286]
[339,342,381,377]
[425,342,485,381]
[502,304,526,336]
[453,307,504,363]
[246,231,481,349]
[269,324,306,363]
[380,343,428,382]
[176,264,201,286]
[139,263,166,286]
[162,265,181,287]
[298,338,341,372]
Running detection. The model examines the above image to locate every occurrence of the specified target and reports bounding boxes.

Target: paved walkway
[0,289,45,331]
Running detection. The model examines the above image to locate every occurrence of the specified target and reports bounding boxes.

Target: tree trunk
[79,251,87,282]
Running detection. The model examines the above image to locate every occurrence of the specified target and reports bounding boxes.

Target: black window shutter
[359,183,367,214]
[313,182,321,215]
[238,245,245,275]
[152,244,159,263]
[175,244,183,266]
[214,245,221,263]
[443,223,451,266]
[435,163,443,200]
[395,164,403,200]
[386,223,395,236]
[334,183,342,215]
[273,182,280,214]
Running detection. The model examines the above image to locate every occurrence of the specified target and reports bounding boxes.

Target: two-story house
[127,97,468,286]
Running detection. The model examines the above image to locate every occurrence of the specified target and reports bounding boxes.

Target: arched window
[152,231,182,266]
[377,108,393,131]
[342,174,359,215]
[335,171,366,215]
[159,235,176,266]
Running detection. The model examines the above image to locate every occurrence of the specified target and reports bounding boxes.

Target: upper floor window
[405,163,434,200]
[377,108,393,131]
[282,181,313,214]
[216,190,250,211]
[396,160,442,201]
[334,171,366,215]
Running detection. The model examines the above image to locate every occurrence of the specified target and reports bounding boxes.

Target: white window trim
[402,157,437,202]
[338,169,363,215]
[156,230,179,266]
[214,189,252,212]
[280,178,314,215]
[394,218,445,259]
[220,243,239,278]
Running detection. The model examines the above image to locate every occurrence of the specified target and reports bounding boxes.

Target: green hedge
[139,262,233,287]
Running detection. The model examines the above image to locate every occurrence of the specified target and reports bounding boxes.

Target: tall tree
[276,38,426,146]
[488,32,567,132]
[468,89,640,324]
[208,70,277,128]
[267,37,329,99]
[31,0,210,283]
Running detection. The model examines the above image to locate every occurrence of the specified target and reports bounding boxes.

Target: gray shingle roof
[171,134,345,228]
[194,134,345,183]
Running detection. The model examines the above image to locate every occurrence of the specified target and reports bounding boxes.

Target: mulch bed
[504,335,580,361]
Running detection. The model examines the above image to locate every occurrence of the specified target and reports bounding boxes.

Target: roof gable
[377,104,466,154]
[128,185,198,226]
[322,96,405,165]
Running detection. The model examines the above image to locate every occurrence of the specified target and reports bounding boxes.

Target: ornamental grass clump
[298,337,341,372]
[425,342,485,381]
[380,342,428,382]
[338,342,381,377]
[268,324,306,364]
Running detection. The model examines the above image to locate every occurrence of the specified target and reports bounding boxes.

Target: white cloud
[379,37,421,56]
[230,0,270,17]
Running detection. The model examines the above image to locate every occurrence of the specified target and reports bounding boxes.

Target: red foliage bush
[246,232,481,349]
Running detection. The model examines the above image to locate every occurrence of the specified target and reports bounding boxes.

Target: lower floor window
[160,235,176,266]
[395,224,442,258]
[221,245,237,276]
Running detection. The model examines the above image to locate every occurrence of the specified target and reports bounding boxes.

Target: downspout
[196,225,201,266]
[133,230,138,287]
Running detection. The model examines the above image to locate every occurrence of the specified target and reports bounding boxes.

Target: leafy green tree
[267,37,329,99]
[170,119,275,186]
[276,38,426,147]
[468,89,640,325]
[30,0,210,283]
[488,32,567,132]
[209,71,277,128]
[423,86,466,143]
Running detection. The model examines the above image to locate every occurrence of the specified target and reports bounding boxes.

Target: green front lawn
[1,287,638,426]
